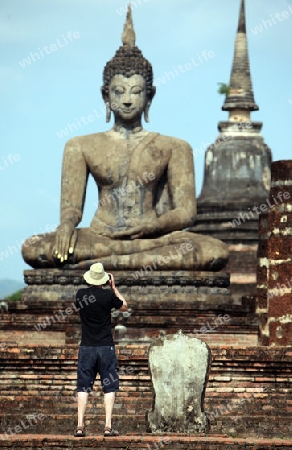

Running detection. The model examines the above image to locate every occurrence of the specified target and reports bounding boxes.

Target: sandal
[74,427,86,437]
[104,427,119,437]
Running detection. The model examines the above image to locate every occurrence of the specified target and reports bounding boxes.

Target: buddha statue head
[101,5,156,123]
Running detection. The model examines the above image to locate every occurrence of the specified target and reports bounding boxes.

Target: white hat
[83,263,109,286]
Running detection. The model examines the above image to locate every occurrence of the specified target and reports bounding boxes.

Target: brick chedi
[257,160,292,346]
[190,0,272,305]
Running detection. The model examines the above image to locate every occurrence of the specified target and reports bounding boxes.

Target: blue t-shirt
[75,286,123,346]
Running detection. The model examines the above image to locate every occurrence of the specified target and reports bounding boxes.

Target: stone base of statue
[22,268,230,302]
[147,331,211,433]
[13,268,238,345]
[2,268,259,347]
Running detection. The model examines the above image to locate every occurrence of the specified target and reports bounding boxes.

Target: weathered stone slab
[6,269,256,346]
[147,331,211,433]
[21,269,230,302]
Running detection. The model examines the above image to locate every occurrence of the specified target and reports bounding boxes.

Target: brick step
[6,298,254,312]
[0,433,291,449]
[0,402,290,428]
[3,296,256,318]
[0,391,290,410]
[0,313,257,327]
[1,412,291,438]
[0,331,259,347]
[1,366,290,378]
[2,305,257,329]
[0,338,286,357]
[0,396,152,415]
[0,401,289,423]
[0,413,148,435]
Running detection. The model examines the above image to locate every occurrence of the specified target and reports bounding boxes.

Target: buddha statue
[22,6,228,272]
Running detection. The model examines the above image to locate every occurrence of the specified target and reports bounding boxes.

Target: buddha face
[108,74,148,123]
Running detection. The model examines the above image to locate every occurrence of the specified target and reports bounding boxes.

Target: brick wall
[256,160,292,346]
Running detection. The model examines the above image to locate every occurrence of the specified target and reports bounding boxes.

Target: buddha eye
[131,86,143,94]
[113,86,124,95]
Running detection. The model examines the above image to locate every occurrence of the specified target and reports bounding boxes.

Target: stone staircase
[0,345,291,447]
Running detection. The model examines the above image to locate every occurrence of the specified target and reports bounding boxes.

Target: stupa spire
[122,4,136,46]
[195,0,271,213]
[237,0,246,33]
[222,0,258,115]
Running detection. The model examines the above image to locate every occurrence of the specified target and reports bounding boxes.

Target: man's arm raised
[108,273,128,312]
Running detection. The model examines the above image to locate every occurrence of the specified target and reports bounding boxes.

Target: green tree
[5,290,23,301]
[217,82,230,95]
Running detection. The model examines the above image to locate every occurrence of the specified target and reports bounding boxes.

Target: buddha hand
[53,222,78,262]
[112,222,157,240]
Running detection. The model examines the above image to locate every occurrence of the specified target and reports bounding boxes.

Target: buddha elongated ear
[144,101,151,123]
[105,102,111,123]
[101,87,111,123]
[144,86,156,123]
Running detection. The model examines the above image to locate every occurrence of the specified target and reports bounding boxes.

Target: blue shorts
[77,345,119,394]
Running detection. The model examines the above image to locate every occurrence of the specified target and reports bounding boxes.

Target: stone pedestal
[21,269,230,303]
[147,331,211,433]
[0,268,258,346]
[19,269,230,344]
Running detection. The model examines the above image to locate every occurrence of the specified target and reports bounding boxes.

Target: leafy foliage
[217,82,230,95]
[5,290,23,301]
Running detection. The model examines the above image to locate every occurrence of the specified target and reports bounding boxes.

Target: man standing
[74,262,128,437]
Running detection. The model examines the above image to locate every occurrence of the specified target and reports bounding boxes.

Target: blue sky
[1,0,292,282]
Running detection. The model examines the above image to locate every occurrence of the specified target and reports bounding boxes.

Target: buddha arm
[60,138,88,227]
[153,139,197,233]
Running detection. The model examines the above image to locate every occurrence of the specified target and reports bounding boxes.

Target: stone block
[147,331,211,433]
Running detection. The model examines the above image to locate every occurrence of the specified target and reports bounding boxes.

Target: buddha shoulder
[63,132,111,151]
[154,133,193,154]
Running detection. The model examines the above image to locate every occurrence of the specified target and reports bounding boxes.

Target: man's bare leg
[104,391,115,430]
[77,391,89,431]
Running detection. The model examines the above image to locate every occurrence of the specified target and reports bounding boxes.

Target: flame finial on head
[102,2,154,111]
[122,4,136,46]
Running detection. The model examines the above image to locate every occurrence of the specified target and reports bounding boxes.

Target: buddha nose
[123,92,132,107]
